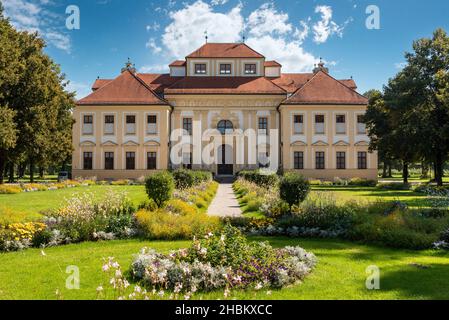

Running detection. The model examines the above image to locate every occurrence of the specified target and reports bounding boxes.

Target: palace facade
[73,43,377,180]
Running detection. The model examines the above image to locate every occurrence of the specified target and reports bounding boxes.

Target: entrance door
[217,144,233,175]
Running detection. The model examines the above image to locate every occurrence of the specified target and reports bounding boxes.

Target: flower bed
[130,225,317,294]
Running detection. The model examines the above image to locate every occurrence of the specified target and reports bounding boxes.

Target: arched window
[217,120,234,135]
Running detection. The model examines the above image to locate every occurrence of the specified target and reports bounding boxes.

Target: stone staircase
[214,175,236,184]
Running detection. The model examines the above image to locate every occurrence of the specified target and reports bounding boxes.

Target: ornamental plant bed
[130,225,317,295]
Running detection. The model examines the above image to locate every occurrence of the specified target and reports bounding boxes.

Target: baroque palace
[73,42,377,180]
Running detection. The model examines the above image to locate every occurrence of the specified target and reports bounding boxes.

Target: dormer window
[244,64,257,74]
[195,64,207,74]
[220,64,232,74]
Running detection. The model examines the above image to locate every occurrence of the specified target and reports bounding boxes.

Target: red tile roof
[77,70,168,105]
[271,73,314,93]
[339,79,357,90]
[264,60,282,67]
[92,79,112,91]
[137,73,183,93]
[186,43,264,58]
[164,76,286,95]
[169,60,186,67]
[283,71,368,105]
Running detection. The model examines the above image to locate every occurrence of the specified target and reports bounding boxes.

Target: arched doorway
[217,120,234,135]
[217,144,233,175]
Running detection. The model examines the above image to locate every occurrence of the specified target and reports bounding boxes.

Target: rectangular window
[258,117,268,135]
[336,152,346,170]
[244,64,257,74]
[219,64,232,74]
[182,152,192,170]
[293,115,304,134]
[194,64,207,74]
[83,152,93,170]
[147,115,157,134]
[336,115,346,134]
[315,115,325,134]
[183,118,192,136]
[316,152,325,170]
[294,151,304,170]
[104,115,115,135]
[83,115,93,135]
[126,152,135,170]
[126,115,136,134]
[357,115,367,134]
[104,152,114,170]
[147,152,157,170]
[358,152,368,169]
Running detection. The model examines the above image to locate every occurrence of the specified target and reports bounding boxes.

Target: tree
[365,29,449,186]
[0,106,17,183]
[0,4,75,183]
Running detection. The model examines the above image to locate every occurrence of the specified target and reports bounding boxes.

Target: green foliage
[377,182,411,190]
[237,170,279,188]
[134,209,219,240]
[0,106,17,150]
[145,171,174,208]
[172,169,213,190]
[348,178,377,187]
[279,173,310,208]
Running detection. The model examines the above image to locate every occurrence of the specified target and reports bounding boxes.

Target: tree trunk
[8,163,14,183]
[421,161,429,179]
[382,161,388,178]
[29,158,35,183]
[435,152,444,187]
[403,162,409,184]
[18,164,25,179]
[39,167,44,179]
[388,163,392,178]
[0,150,6,184]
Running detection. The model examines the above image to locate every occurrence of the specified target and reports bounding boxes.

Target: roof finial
[204,30,208,43]
[121,57,136,73]
[313,57,329,74]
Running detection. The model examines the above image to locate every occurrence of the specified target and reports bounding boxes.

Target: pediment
[290,141,307,147]
[144,140,161,147]
[355,140,370,147]
[333,140,350,147]
[122,140,140,147]
[80,141,96,147]
[312,140,329,147]
[101,140,118,146]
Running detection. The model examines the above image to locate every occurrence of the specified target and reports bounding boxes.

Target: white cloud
[146,22,160,31]
[161,0,243,58]
[139,64,169,73]
[146,38,162,54]
[395,62,407,69]
[66,81,91,100]
[211,0,228,5]
[147,1,324,73]
[312,5,350,44]
[2,0,72,53]
[246,2,292,37]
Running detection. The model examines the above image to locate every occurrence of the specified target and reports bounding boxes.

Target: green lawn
[311,186,430,208]
[0,237,448,300]
[0,185,147,222]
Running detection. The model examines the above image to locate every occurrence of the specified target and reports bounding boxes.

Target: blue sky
[3,0,449,98]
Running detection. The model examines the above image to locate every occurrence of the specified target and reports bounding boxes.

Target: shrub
[172,169,195,190]
[111,179,131,186]
[237,170,279,188]
[145,171,174,207]
[191,170,212,185]
[279,173,310,208]
[165,199,197,216]
[377,182,411,190]
[286,192,357,231]
[0,185,22,194]
[348,177,377,187]
[134,209,219,240]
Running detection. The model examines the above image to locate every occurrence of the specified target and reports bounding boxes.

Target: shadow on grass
[380,263,449,299]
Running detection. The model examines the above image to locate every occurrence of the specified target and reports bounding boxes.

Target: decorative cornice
[333,140,350,147]
[291,141,307,147]
[312,140,329,147]
[101,140,119,146]
[355,140,370,146]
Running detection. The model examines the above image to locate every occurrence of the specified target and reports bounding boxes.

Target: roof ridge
[130,71,169,105]
[322,72,366,100]
[285,71,321,101]
[266,77,287,93]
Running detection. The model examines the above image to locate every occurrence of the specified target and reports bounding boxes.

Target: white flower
[102,264,110,272]
[96,286,103,292]
[115,269,122,277]
[255,283,263,290]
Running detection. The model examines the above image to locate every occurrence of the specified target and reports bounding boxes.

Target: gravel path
[207,183,243,217]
